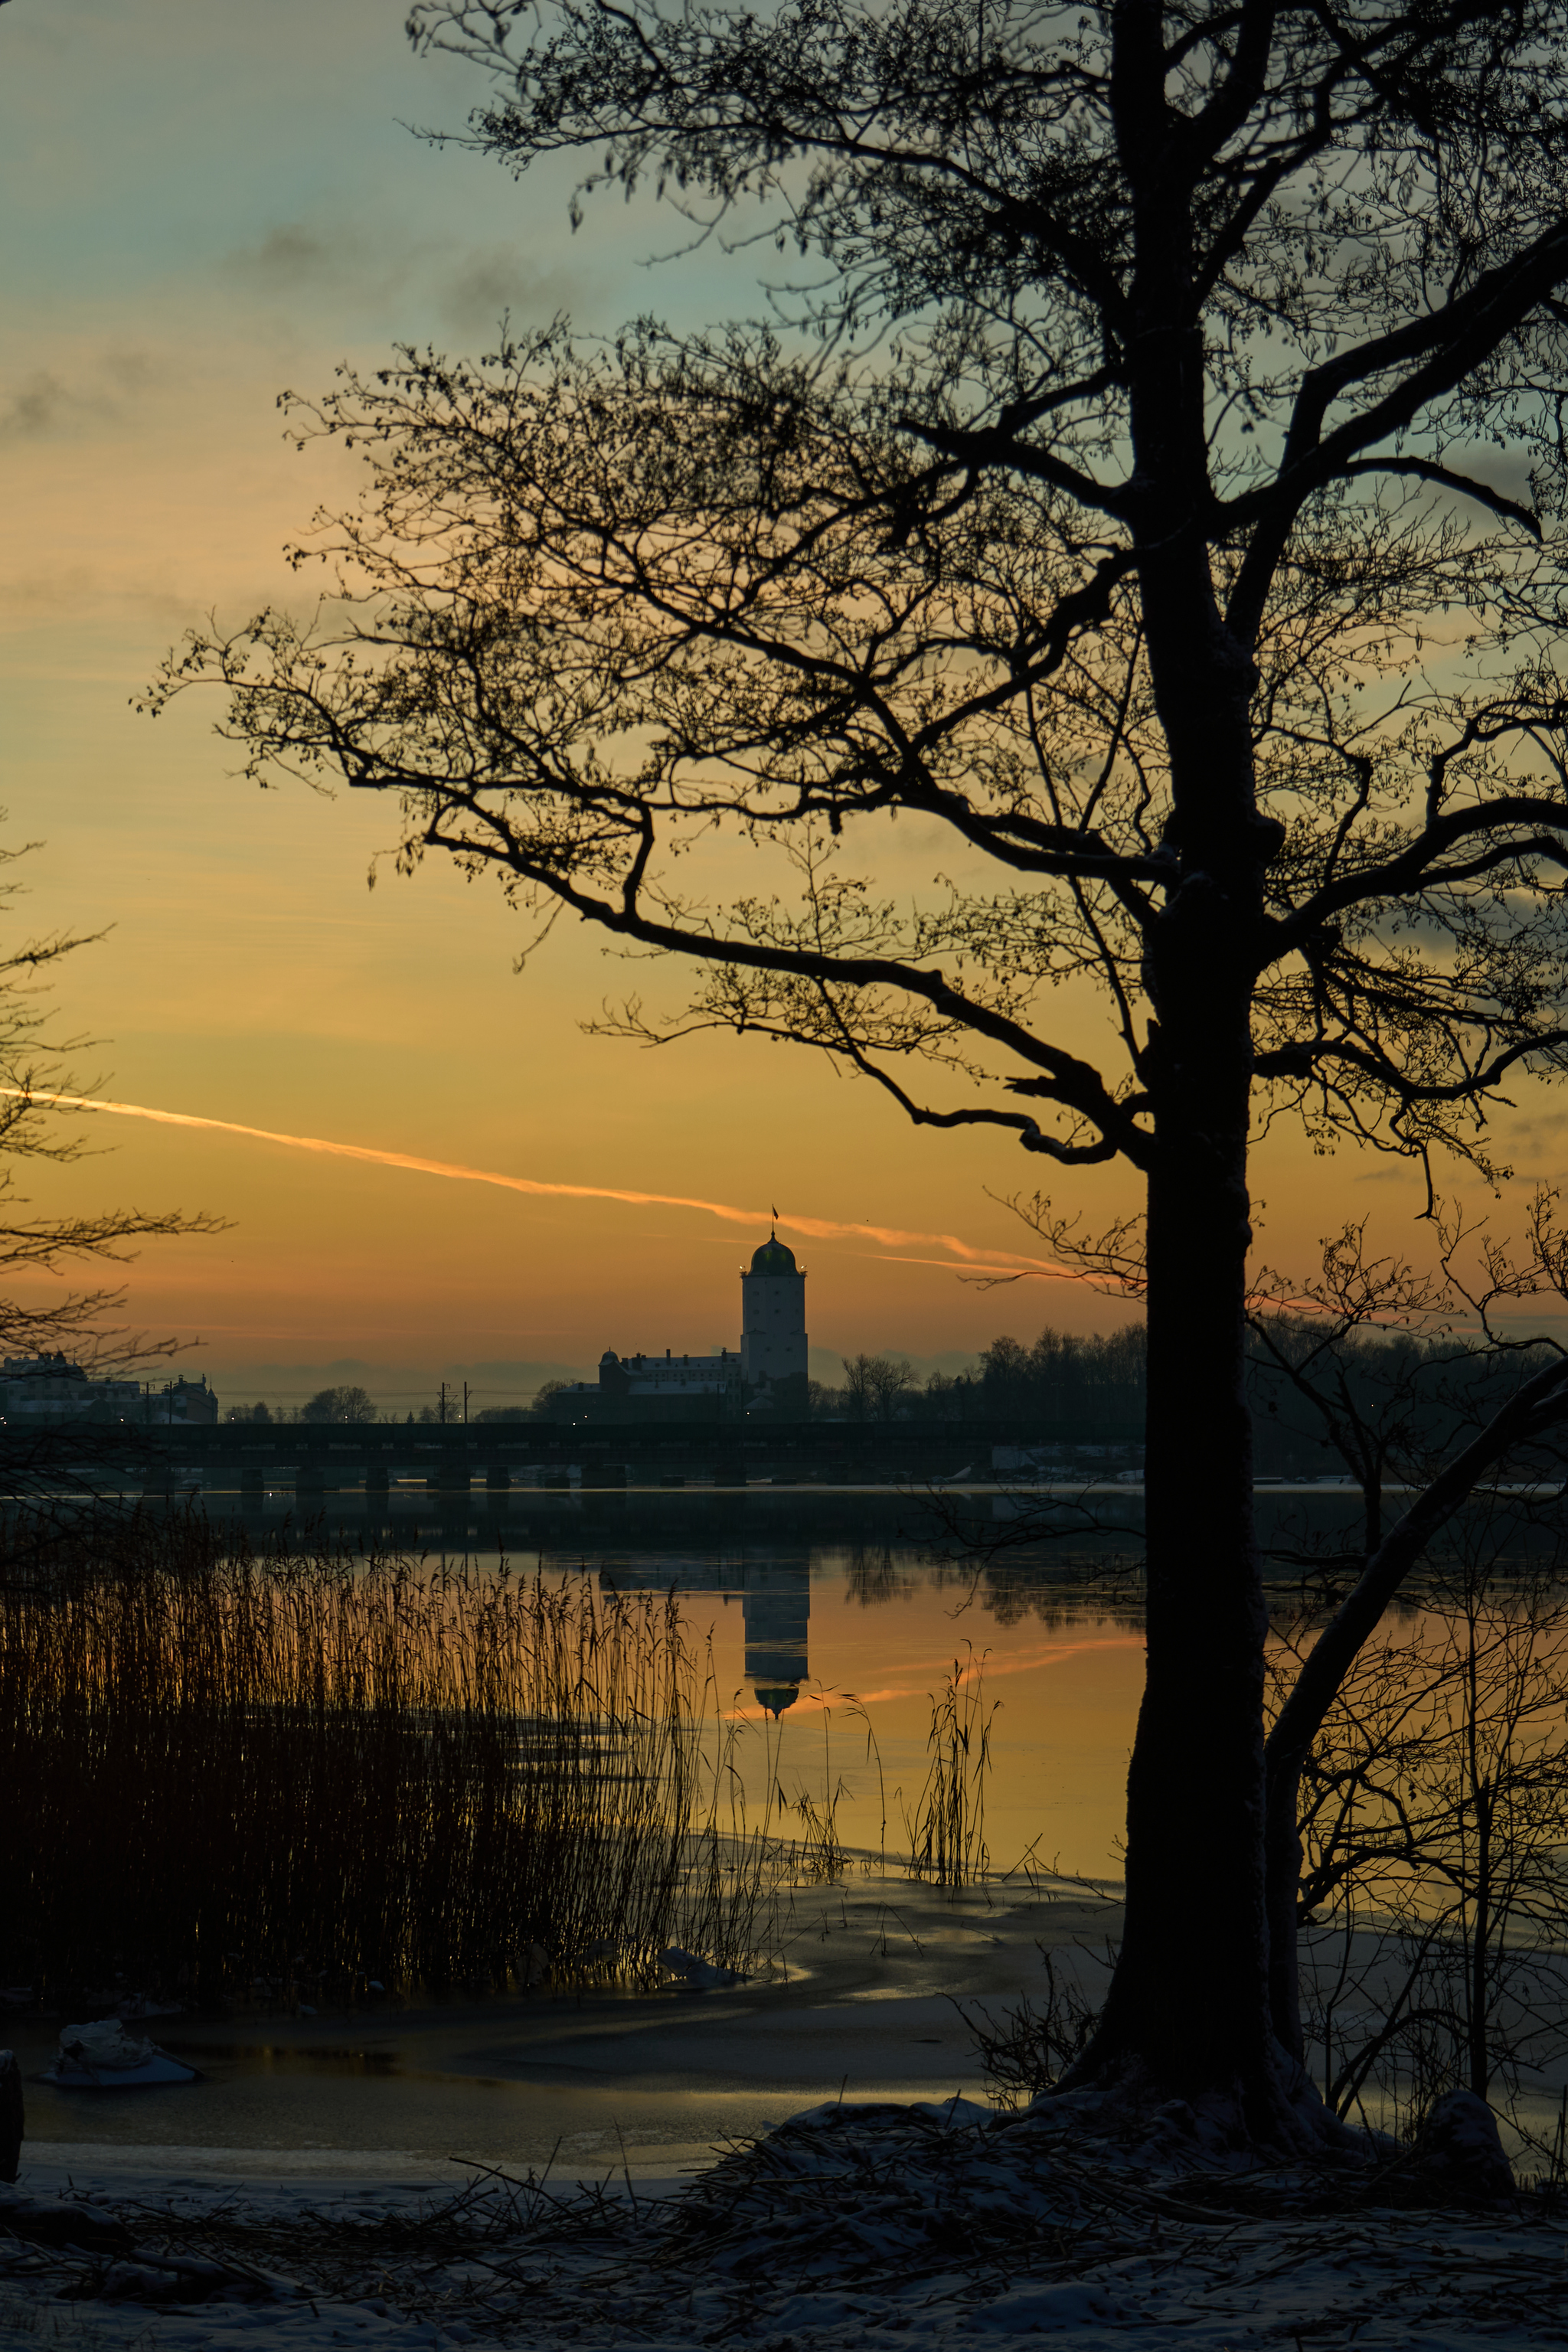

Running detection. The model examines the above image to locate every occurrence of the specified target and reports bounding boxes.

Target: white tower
[740,1232,808,1411]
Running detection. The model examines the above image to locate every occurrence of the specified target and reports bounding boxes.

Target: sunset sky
[5,0,1561,1413]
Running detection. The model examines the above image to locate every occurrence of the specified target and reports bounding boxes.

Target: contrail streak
[847,1250,1091,1283]
[3,1089,1076,1276]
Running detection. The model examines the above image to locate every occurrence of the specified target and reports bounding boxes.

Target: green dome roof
[749,1234,799,1276]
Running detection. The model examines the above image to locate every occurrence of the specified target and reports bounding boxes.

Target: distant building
[0,1353,142,1423]
[152,1375,219,1426]
[544,1229,809,1423]
[599,1346,742,1415]
[0,1359,220,1426]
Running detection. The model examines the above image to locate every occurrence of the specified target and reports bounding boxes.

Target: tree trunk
[1058,534,1302,2134]
[1061,53,1331,2132]
[1065,978,1300,2132]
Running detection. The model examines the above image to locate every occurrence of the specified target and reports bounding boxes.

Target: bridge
[0,1415,1147,1544]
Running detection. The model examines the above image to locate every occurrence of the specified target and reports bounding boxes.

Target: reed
[1,1521,772,2004]
[902,1647,995,1886]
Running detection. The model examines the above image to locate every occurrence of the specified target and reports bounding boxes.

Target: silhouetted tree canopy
[978,1325,1145,1421]
[156,0,1568,2142]
[299,1384,380,1424]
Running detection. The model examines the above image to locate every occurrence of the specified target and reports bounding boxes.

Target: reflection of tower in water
[743,1558,810,1719]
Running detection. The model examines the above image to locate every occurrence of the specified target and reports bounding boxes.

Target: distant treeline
[220,1327,1563,1472]
[810,1327,1148,1429]
[808,1320,1565,1478]
[1244,1318,1561,1479]
[225,1385,536,1427]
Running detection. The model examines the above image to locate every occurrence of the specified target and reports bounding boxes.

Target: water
[11,1873,1113,2181]
[20,1516,1563,2178]
[14,1540,1138,2177]
[577,1540,1145,1883]
[146,1494,1157,1877]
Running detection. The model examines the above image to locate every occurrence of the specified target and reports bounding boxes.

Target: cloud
[226,217,410,306]
[224,217,592,335]
[0,348,162,443]
[0,372,73,439]
[233,223,338,286]
[100,348,158,396]
[0,564,101,623]
[436,249,587,335]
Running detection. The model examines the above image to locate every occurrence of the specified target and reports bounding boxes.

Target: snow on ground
[5,1883,1562,2347]
[3,2092,1565,2351]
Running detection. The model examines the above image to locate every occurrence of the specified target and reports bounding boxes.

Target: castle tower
[743,1557,810,1719]
[740,1231,808,1415]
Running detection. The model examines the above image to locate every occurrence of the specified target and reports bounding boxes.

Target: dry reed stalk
[903,1647,996,1886]
[1,1521,776,2003]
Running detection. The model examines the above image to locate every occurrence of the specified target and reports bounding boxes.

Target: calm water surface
[19,1518,1563,2175]
[567,1542,1146,1882]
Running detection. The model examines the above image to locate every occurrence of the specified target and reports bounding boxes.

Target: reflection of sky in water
[592,1547,1144,1880]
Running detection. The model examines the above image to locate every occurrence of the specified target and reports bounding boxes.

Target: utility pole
[462,1380,469,1424]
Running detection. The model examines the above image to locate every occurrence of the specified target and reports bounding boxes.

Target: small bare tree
[0,851,218,1360]
[1246,1194,1568,1567]
[972,1550,1568,2154]
[0,874,213,1375]
[1281,1544,1568,2154]
[840,1351,918,1422]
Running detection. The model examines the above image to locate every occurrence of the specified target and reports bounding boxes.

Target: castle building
[547,1229,808,1423]
[0,1353,143,1423]
[0,1358,218,1425]
[740,1233,808,1416]
[594,1347,740,1407]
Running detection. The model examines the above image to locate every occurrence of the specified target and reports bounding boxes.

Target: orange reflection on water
[616,1554,1148,1883]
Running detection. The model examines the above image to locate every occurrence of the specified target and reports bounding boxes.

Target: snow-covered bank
[5,1877,1560,2347]
[3,2092,1563,2351]
[10,1879,1118,2180]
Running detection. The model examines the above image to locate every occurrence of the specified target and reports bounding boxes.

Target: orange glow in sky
[0,2,1530,1413]
[2,1089,1080,1276]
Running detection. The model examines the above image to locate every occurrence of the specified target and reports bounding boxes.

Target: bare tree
[299,1385,380,1425]
[152,1,1568,2141]
[1281,1546,1568,2151]
[841,1351,918,1420]
[0,844,218,1385]
[1246,1197,1568,1564]
[973,1549,1568,2153]
[0,846,223,1563]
